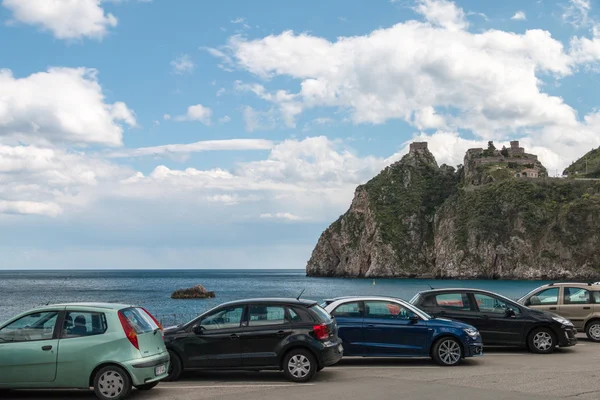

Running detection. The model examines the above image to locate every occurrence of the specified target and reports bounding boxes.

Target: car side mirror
[409,314,419,323]
[192,325,205,335]
[505,309,516,318]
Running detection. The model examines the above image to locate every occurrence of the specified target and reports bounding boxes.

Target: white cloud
[174,104,213,125]
[170,54,195,74]
[413,0,468,31]
[562,0,592,28]
[0,67,135,146]
[108,139,273,158]
[219,115,231,123]
[163,114,171,120]
[511,11,527,21]
[231,17,245,24]
[2,0,117,40]
[216,87,227,97]
[260,212,303,221]
[215,1,600,172]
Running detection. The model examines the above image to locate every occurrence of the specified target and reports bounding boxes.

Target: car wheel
[432,337,463,366]
[586,320,600,342]
[528,327,556,354]
[283,349,317,382]
[164,350,182,382]
[135,381,159,391]
[93,365,132,400]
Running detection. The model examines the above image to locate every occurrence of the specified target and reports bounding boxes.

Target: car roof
[324,295,405,302]
[214,298,318,307]
[415,288,500,295]
[35,302,136,311]
[538,282,600,287]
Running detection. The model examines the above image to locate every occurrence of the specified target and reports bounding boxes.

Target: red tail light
[141,307,164,339]
[118,311,139,350]
[313,323,329,340]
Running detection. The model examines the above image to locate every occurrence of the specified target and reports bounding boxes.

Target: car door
[363,300,428,356]
[470,292,527,345]
[239,304,292,367]
[426,292,480,326]
[559,286,593,330]
[521,287,561,314]
[0,310,61,384]
[329,301,365,356]
[184,305,244,368]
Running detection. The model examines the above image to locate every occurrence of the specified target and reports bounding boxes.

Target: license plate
[155,364,166,376]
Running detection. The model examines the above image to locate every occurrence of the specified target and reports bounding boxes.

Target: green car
[0,302,170,400]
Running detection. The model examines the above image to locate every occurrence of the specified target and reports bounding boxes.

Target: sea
[0,269,552,325]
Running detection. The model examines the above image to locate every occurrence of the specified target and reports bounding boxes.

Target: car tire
[585,320,600,342]
[135,381,159,391]
[528,327,556,354]
[432,337,463,366]
[283,349,317,382]
[164,350,183,382]
[93,365,132,400]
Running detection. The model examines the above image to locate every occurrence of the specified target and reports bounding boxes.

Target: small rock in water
[171,284,216,299]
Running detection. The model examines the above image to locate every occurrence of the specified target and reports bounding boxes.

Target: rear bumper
[558,327,578,347]
[317,338,344,367]
[123,351,170,386]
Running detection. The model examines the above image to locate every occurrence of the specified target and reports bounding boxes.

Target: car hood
[527,308,559,320]
[426,317,476,330]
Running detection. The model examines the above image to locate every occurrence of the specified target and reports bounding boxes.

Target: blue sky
[1,0,600,269]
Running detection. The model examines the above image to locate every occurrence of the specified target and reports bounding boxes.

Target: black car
[163,298,343,382]
[410,288,577,354]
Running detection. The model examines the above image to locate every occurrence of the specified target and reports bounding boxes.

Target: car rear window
[120,308,159,334]
[309,304,332,323]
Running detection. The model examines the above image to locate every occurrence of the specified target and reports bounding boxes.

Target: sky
[1,0,600,270]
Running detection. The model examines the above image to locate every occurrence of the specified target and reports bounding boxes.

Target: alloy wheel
[438,339,461,365]
[533,331,553,351]
[98,370,124,399]
[288,354,311,378]
[588,324,600,340]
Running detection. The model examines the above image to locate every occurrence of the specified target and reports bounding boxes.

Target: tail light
[118,311,139,350]
[313,323,329,340]
[141,307,164,340]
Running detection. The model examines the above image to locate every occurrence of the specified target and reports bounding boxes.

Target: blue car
[323,296,483,366]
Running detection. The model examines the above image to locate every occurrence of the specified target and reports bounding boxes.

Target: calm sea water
[0,269,551,325]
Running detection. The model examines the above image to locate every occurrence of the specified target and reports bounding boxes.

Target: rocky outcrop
[306,142,600,280]
[171,284,215,299]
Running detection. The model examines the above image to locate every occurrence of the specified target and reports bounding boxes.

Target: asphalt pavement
[5,336,600,400]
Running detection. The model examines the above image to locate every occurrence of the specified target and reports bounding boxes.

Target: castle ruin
[465,140,543,180]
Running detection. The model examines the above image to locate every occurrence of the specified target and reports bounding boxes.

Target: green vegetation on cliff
[564,147,600,178]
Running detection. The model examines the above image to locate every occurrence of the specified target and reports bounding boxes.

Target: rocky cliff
[306,143,600,279]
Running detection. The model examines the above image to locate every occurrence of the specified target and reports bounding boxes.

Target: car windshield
[309,305,333,323]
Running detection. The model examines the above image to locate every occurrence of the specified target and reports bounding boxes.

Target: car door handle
[229,334,239,340]
[41,345,52,351]
[366,324,375,328]
[482,315,489,320]
[583,307,591,310]
[276,330,286,337]
[549,307,557,310]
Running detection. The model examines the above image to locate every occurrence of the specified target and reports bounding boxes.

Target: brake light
[118,311,139,350]
[313,323,329,340]
[141,307,164,339]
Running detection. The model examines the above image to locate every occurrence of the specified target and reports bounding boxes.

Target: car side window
[473,294,521,315]
[527,288,559,306]
[593,291,600,304]
[564,287,591,305]
[248,306,286,326]
[332,302,362,318]
[434,293,471,311]
[287,307,302,322]
[62,311,108,338]
[0,311,59,343]
[200,306,244,331]
[364,301,412,320]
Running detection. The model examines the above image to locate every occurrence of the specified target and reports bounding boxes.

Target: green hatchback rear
[0,302,170,400]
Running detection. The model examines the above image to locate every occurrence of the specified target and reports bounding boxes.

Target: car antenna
[45,276,68,306]
[427,283,434,290]
[296,288,306,300]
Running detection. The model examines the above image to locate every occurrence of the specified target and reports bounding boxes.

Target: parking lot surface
[5,336,600,400]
